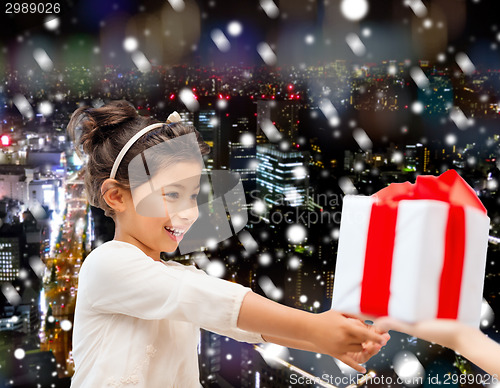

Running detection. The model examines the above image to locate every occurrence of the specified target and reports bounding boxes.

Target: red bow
[372,169,486,213]
[359,169,486,319]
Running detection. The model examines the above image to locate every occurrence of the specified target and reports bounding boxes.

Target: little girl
[68,100,388,387]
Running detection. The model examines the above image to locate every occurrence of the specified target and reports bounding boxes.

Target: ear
[101,178,129,213]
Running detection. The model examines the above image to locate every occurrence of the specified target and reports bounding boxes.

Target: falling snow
[227,21,243,37]
[123,37,139,52]
[345,33,366,56]
[456,52,476,75]
[340,0,369,21]
[260,0,279,19]
[211,29,231,53]
[131,51,152,73]
[286,224,307,244]
[179,88,200,111]
[33,48,54,72]
[352,128,373,151]
[206,260,226,278]
[257,42,277,66]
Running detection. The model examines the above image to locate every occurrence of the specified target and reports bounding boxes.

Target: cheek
[138,215,166,230]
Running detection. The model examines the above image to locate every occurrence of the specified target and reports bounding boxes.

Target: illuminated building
[0,165,29,205]
[0,238,20,282]
[29,179,63,212]
[26,150,66,176]
[199,330,223,386]
[256,144,310,213]
[228,116,257,209]
[196,109,218,169]
[256,100,302,142]
[0,288,40,334]
[404,143,429,173]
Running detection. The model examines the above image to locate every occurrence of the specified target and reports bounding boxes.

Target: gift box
[331,170,490,327]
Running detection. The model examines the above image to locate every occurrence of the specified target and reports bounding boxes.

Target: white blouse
[71,240,263,388]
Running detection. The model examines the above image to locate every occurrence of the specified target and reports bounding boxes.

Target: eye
[163,192,179,199]
[191,192,199,200]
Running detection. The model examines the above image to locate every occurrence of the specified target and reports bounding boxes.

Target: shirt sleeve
[81,243,263,343]
[176,263,265,344]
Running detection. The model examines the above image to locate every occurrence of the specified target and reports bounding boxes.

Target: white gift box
[331,194,490,327]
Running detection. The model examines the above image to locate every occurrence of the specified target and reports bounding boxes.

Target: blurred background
[0,0,499,387]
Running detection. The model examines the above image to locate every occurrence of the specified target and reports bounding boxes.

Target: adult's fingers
[374,317,414,335]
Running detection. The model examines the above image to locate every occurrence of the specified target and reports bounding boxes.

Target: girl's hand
[312,310,389,372]
[346,318,391,364]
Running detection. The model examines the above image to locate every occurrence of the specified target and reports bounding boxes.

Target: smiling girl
[68,100,388,388]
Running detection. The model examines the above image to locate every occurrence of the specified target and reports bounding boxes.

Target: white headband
[109,111,181,179]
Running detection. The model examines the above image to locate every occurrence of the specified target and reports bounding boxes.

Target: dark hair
[67,100,210,217]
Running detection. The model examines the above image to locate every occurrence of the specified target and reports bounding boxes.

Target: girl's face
[121,161,202,259]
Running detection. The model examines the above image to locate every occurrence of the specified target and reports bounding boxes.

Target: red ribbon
[359,169,486,318]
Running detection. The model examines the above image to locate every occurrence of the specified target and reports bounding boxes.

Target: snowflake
[33,48,54,71]
[211,29,231,52]
[346,33,366,56]
[286,224,307,244]
[60,320,72,331]
[410,67,429,89]
[257,42,277,66]
[14,349,25,360]
[340,0,369,21]
[353,128,373,151]
[38,101,54,116]
[258,253,272,266]
[131,51,152,73]
[123,37,139,52]
[304,34,315,45]
[168,0,185,12]
[288,256,301,270]
[179,88,200,111]
[260,0,279,19]
[411,101,424,114]
[206,260,226,278]
[44,16,60,31]
[338,176,358,195]
[445,134,457,145]
[456,52,475,75]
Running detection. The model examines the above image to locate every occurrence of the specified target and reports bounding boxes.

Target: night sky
[1,0,499,68]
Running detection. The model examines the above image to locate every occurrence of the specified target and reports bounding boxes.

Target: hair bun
[67,100,138,156]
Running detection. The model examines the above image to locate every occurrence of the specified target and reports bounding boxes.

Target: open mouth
[164,226,186,241]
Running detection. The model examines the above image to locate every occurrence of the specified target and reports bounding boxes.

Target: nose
[177,203,199,223]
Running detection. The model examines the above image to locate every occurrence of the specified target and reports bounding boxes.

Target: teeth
[164,226,184,236]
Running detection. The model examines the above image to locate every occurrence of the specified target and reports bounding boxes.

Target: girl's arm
[375,317,500,376]
[238,291,388,372]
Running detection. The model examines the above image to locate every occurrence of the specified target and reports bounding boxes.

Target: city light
[1,135,11,146]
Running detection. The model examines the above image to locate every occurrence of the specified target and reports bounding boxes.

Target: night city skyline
[1,1,500,387]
